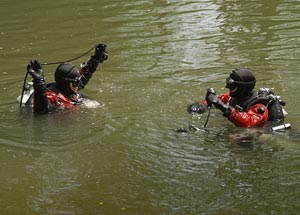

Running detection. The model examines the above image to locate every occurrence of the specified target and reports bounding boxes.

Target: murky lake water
[1,0,300,214]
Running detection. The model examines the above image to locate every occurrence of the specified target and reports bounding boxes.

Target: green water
[1,0,300,214]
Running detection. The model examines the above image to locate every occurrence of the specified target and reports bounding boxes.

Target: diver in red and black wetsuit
[26,44,108,114]
[187,68,287,128]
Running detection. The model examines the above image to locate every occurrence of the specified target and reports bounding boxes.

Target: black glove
[27,60,45,85]
[206,93,218,107]
[205,88,218,107]
[213,100,232,117]
[187,103,207,114]
[205,87,231,117]
[92,44,108,63]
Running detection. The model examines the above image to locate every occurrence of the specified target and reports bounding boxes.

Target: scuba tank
[257,88,287,118]
[257,88,290,131]
[271,123,291,131]
[17,81,34,106]
[242,88,287,117]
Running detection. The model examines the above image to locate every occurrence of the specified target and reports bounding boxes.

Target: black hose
[19,71,29,108]
[41,44,96,65]
[203,107,211,128]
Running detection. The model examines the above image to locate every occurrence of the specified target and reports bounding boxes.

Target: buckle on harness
[235,105,243,112]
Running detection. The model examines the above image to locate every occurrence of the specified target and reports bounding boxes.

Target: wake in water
[17,83,104,111]
[79,97,104,109]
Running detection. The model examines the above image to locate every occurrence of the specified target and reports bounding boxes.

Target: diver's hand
[205,88,218,107]
[27,60,45,84]
[92,44,108,63]
[82,44,108,75]
[214,100,232,117]
[205,87,231,116]
[206,95,232,117]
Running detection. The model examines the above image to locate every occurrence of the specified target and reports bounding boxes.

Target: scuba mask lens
[65,77,83,88]
[71,77,82,88]
[226,77,236,89]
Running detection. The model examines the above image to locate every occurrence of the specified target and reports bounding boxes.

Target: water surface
[1,0,300,214]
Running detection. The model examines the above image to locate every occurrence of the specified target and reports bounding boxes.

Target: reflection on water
[1,0,300,214]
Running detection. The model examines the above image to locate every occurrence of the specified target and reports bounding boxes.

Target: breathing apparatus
[19,44,105,108]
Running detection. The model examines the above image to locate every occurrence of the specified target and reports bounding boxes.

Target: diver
[25,44,108,114]
[187,68,289,130]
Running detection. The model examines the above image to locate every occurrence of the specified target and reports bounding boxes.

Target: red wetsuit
[218,93,269,128]
[45,89,80,111]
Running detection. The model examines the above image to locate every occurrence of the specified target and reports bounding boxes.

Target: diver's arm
[27,60,50,113]
[210,98,269,128]
[79,44,108,89]
[33,83,50,113]
[187,92,231,115]
[206,90,269,128]
[228,104,269,128]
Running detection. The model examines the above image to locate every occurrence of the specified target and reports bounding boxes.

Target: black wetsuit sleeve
[33,83,50,114]
[79,57,100,89]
